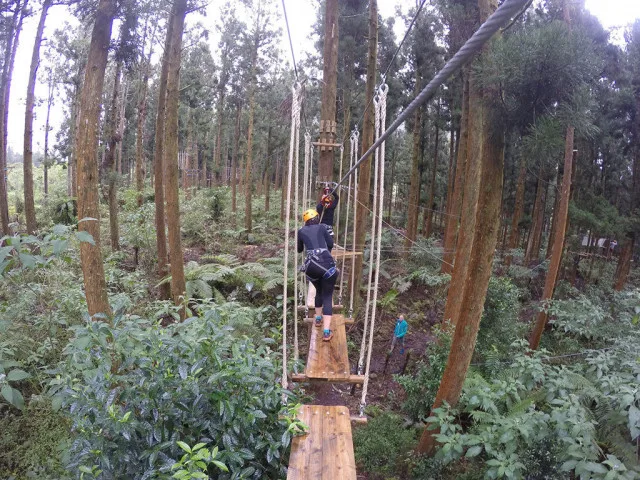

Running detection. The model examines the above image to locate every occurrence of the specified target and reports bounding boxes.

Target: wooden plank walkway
[331,250,362,261]
[287,405,357,480]
[306,314,352,380]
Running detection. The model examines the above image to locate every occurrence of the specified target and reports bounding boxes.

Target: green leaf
[76,230,96,246]
[465,445,483,458]
[7,369,30,382]
[18,253,36,269]
[212,460,229,472]
[1,385,25,410]
[176,441,191,453]
[192,442,207,452]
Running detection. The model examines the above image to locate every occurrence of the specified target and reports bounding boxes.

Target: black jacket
[316,192,339,226]
[298,224,334,253]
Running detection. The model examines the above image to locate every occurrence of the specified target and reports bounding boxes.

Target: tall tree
[75,0,117,319]
[163,0,188,316]
[0,0,26,234]
[104,62,122,251]
[23,0,53,233]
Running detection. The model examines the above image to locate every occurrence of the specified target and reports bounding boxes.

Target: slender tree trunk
[136,40,153,206]
[152,10,174,301]
[44,74,54,198]
[23,0,51,233]
[104,63,122,252]
[214,90,225,186]
[0,1,25,235]
[614,236,634,291]
[352,0,378,300]
[405,73,423,249]
[75,0,116,319]
[525,169,546,264]
[442,127,456,240]
[231,103,241,216]
[425,103,441,239]
[164,0,188,317]
[244,30,258,233]
[529,127,575,349]
[265,125,272,212]
[441,73,470,274]
[318,0,339,181]
[442,70,482,326]
[505,156,526,266]
[387,144,397,223]
[116,80,127,176]
[418,0,503,455]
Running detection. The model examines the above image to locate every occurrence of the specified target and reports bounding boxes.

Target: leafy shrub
[398,323,452,422]
[353,412,417,479]
[474,277,523,364]
[53,307,295,479]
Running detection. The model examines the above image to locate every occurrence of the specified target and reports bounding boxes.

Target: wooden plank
[303,315,353,324]
[331,250,362,260]
[305,315,351,380]
[297,304,344,312]
[290,373,365,384]
[287,405,356,480]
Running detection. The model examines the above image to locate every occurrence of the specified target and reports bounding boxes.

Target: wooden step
[287,405,357,480]
[331,250,362,260]
[297,304,344,312]
[290,373,364,384]
[304,314,354,382]
[303,316,354,325]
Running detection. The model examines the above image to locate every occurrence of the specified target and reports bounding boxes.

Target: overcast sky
[7,0,640,155]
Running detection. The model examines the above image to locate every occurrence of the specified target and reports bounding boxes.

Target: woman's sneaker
[323,329,333,342]
[315,315,322,327]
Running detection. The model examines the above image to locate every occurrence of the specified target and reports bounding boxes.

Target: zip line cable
[281,0,298,80]
[334,0,532,193]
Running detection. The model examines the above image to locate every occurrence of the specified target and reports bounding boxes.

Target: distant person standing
[316,184,339,237]
[390,314,408,355]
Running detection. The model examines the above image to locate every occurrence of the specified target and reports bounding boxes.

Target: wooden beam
[303,316,353,325]
[290,373,365,385]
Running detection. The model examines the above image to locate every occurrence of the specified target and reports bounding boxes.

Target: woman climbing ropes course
[297,208,339,342]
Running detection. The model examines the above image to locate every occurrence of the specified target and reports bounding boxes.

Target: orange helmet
[303,209,318,222]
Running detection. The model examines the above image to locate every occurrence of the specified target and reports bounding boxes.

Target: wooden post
[318,0,339,182]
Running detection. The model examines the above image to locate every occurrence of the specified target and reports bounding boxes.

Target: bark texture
[75,0,116,319]
[529,126,575,350]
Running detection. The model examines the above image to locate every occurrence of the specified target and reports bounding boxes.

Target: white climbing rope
[361,84,388,415]
[303,131,311,210]
[282,83,303,392]
[335,144,345,243]
[338,131,358,307]
[348,131,360,319]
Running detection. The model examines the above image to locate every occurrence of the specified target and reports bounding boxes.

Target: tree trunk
[105,63,122,252]
[524,169,547,264]
[23,0,51,233]
[529,127,575,350]
[424,103,441,239]
[75,0,116,319]
[352,0,378,302]
[0,1,25,235]
[318,0,339,181]
[44,73,54,198]
[152,9,174,301]
[244,26,259,233]
[418,1,503,456]
[405,73,423,249]
[116,80,127,177]
[136,41,153,206]
[441,73,470,274]
[505,156,526,266]
[442,126,456,239]
[265,125,272,212]
[164,0,188,317]
[442,70,482,326]
[614,235,634,291]
[231,103,241,216]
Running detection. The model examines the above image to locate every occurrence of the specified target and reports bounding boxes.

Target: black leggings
[309,272,338,316]
[305,254,338,316]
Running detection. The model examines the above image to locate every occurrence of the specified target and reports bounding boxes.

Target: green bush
[53,306,295,479]
[397,323,452,422]
[474,277,524,364]
[353,412,417,479]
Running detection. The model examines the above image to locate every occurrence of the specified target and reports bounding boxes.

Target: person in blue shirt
[390,314,408,354]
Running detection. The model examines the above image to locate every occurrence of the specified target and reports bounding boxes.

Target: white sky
[6,0,640,155]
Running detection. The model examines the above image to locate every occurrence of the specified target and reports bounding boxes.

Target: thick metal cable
[280,0,298,80]
[335,0,531,191]
[282,83,303,392]
[361,84,388,414]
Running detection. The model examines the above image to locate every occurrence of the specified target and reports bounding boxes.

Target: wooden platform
[332,250,362,261]
[297,304,344,312]
[303,316,353,325]
[287,405,357,480]
[304,314,355,381]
